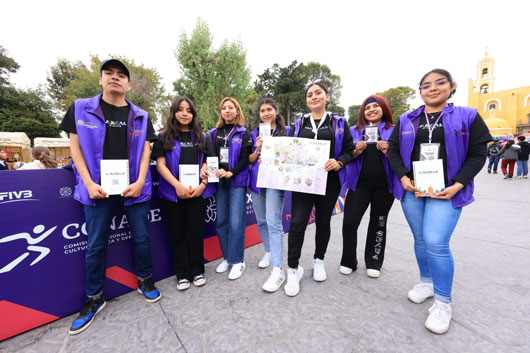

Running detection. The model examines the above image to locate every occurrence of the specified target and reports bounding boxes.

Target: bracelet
[337,161,344,169]
[201,181,207,186]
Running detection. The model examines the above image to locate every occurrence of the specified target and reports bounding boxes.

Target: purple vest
[158,133,216,202]
[392,104,477,208]
[249,126,290,194]
[72,94,152,206]
[293,114,347,185]
[345,122,397,192]
[209,126,249,188]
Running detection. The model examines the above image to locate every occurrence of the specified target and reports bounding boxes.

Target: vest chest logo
[337,128,344,133]
[402,130,413,135]
[233,138,242,144]
[134,130,144,136]
[77,120,98,129]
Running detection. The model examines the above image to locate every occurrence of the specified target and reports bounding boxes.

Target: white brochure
[179,164,200,188]
[413,159,445,197]
[206,157,219,183]
[100,159,129,195]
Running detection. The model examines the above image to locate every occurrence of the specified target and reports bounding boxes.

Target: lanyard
[423,111,443,144]
[309,113,327,140]
[222,126,236,147]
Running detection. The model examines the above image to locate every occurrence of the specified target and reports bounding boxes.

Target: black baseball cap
[100,59,130,80]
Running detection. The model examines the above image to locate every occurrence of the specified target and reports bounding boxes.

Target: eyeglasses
[419,78,449,91]
[305,79,322,89]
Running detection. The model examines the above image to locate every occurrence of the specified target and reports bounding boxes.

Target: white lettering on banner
[205,196,217,223]
[246,193,252,204]
[0,190,38,205]
[149,209,161,222]
[0,225,56,273]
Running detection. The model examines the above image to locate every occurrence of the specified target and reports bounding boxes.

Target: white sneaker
[408,282,434,303]
[177,279,190,291]
[339,266,353,275]
[313,259,327,282]
[425,300,452,334]
[366,269,380,278]
[228,262,246,280]
[262,267,285,292]
[284,266,304,297]
[258,252,271,268]
[215,259,229,273]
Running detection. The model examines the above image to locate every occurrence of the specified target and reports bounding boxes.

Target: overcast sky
[2,0,529,115]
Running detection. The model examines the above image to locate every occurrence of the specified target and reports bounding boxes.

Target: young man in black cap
[60,59,161,335]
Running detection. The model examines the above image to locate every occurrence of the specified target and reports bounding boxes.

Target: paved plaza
[1,168,529,353]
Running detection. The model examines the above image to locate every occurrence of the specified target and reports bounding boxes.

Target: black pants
[341,184,394,270]
[287,172,341,268]
[162,197,207,280]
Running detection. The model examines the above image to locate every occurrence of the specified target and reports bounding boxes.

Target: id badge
[365,126,379,144]
[220,147,229,165]
[420,143,440,161]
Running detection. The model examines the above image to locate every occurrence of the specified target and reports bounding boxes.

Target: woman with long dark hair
[205,97,253,280]
[388,69,492,334]
[284,81,354,297]
[341,94,396,278]
[249,98,288,292]
[152,96,214,290]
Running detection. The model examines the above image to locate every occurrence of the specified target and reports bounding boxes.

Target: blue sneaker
[137,277,161,303]
[69,296,106,335]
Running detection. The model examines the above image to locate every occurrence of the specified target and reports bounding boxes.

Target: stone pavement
[1,168,529,353]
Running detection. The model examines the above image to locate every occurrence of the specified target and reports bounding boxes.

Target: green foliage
[46,55,169,124]
[347,105,361,127]
[174,19,253,129]
[254,60,344,126]
[0,46,20,86]
[376,86,416,120]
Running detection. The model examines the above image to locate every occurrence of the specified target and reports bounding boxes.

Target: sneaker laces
[429,302,450,319]
[142,278,156,292]
[80,297,100,316]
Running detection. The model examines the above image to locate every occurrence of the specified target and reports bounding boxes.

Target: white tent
[0,132,31,162]
[33,137,70,147]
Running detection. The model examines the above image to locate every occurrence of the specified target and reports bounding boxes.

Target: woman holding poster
[387,69,492,334]
[206,97,253,280]
[249,98,289,292]
[152,97,214,290]
[284,81,354,297]
[341,95,396,279]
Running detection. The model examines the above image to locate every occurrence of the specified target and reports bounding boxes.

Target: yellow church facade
[467,53,530,136]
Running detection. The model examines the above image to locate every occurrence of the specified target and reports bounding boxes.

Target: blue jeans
[400,192,462,303]
[215,179,247,264]
[83,196,153,297]
[516,160,528,176]
[251,189,286,268]
[488,155,500,171]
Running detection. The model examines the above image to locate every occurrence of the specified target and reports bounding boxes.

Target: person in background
[152,96,215,290]
[498,139,519,179]
[0,148,8,170]
[341,94,396,279]
[515,135,530,178]
[18,146,58,169]
[387,68,492,334]
[486,139,502,174]
[284,81,354,297]
[248,98,289,292]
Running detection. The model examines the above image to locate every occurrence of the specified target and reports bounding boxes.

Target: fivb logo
[0,190,38,205]
[0,225,56,273]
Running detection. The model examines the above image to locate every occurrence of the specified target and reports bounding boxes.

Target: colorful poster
[257,137,330,195]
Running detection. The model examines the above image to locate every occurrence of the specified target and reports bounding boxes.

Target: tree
[0,48,58,140]
[303,62,344,115]
[174,19,253,129]
[46,55,169,124]
[347,105,361,127]
[376,86,416,120]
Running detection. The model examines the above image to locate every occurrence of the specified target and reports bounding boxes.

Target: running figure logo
[0,225,56,273]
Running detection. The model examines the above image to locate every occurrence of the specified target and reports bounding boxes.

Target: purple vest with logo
[73,94,151,206]
[249,126,290,194]
[393,104,477,208]
[157,133,216,202]
[293,114,347,185]
[345,122,397,192]
[209,126,249,188]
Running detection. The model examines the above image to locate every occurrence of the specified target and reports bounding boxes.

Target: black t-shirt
[358,144,387,187]
[59,98,157,159]
[213,124,252,175]
[151,131,212,165]
[388,111,492,187]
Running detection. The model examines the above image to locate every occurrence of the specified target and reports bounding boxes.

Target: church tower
[474,49,495,94]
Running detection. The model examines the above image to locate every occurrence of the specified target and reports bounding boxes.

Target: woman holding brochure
[284,81,354,297]
[387,69,492,334]
[152,97,214,290]
[249,98,289,292]
[205,97,252,280]
[341,95,396,279]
